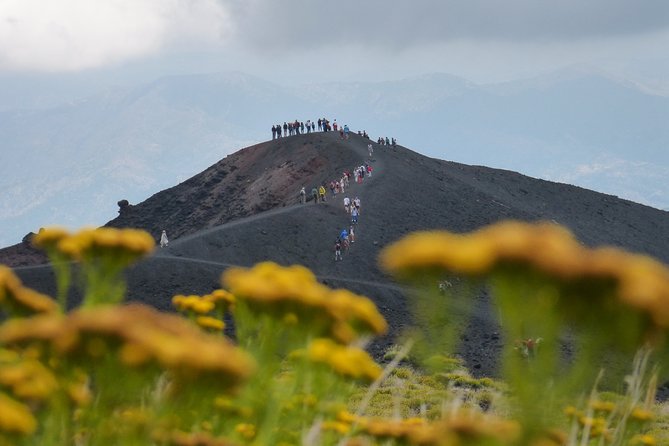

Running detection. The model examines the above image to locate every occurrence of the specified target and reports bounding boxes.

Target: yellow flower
[223,262,387,343]
[379,231,496,276]
[0,304,255,389]
[381,221,669,339]
[0,392,37,435]
[0,359,58,401]
[53,227,154,262]
[0,265,58,316]
[196,316,225,331]
[204,289,236,312]
[32,226,71,250]
[630,407,654,422]
[588,400,616,413]
[321,420,350,434]
[630,434,656,445]
[308,338,382,382]
[235,423,256,439]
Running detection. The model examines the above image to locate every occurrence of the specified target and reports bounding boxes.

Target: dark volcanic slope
[106,134,363,239]
[8,132,669,377]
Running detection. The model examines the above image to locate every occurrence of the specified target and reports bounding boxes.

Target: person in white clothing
[160,230,169,248]
[343,197,351,213]
[368,143,373,157]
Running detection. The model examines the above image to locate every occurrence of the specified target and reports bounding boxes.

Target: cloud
[228,0,669,51]
[0,0,231,72]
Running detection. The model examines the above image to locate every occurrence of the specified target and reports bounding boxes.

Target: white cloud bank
[0,0,231,72]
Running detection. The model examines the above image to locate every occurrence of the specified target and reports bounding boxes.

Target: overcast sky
[0,0,668,87]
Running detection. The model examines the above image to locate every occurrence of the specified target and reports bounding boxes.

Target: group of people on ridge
[273,118,355,139]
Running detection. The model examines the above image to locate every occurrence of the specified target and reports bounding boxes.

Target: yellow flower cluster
[196,316,225,331]
[307,338,382,382]
[173,295,216,314]
[380,221,669,332]
[0,355,58,401]
[33,226,154,262]
[0,392,36,435]
[31,226,70,250]
[320,420,351,434]
[234,422,256,440]
[359,412,520,445]
[0,304,255,387]
[630,434,657,445]
[222,262,387,343]
[173,289,235,315]
[0,265,58,316]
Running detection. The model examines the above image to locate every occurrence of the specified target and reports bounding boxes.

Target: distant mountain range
[1,70,667,247]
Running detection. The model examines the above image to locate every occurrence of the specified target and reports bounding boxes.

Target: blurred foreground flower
[33,227,155,307]
[223,261,387,344]
[0,303,254,389]
[0,265,58,317]
[307,338,382,382]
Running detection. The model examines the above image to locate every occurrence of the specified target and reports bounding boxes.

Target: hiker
[306,120,311,133]
[277,124,282,138]
[343,196,351,213]
[349,225,355,243]
[392,137,396,146]
[311,121,315,132]
[351,206,359,225]
[385,137,390,145]
[367,165,372,177]
[344,125,349,139]
[339,177,345,194]
[311,187,318,204]
[340,229,350,252]
[160,230,169,248]
[353,196,361,214]
[272,125,276,140]
[333,120,338,131]
[368,143,373,157]
[318,119,322,131]
[318,185,326,202]
[334,239,342,261]
[299,187,306,204]
[283,122,288,137]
